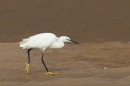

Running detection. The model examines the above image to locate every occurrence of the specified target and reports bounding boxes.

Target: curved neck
[50,39,64,49]
[57,41,64,48]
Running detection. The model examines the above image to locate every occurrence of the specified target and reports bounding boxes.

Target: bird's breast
[49,42,64,49]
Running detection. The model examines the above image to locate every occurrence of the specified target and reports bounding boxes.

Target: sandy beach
[0,42,130,86]
[0,0,130,86]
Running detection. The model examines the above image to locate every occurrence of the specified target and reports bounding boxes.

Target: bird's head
[59,36,79,44]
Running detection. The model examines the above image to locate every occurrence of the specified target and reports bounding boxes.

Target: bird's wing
[22,33,57,49]
[28,33,54,40]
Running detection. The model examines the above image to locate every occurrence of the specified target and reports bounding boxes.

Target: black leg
[27,48,33,63]
[41,52,49,72]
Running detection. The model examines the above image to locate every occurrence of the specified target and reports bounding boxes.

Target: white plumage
[20,33,56,50]
[19,33,79,74]
[20,33,76,50]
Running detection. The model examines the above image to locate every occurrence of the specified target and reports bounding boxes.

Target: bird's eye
[66,38,69,40]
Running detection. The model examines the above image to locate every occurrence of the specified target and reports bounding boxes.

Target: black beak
[70,39,79,44]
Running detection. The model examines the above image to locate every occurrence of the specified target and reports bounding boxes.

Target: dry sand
[0,42,130,86]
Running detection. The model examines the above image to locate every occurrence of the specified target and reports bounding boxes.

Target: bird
[19,33,79,75]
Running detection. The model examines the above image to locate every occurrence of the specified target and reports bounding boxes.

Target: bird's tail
[19,38,28,49]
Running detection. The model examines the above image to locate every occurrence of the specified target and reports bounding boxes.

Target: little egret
[19,33,79,75]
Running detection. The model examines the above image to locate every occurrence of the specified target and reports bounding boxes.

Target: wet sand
[0,0,130,43]
[0,42,130,86]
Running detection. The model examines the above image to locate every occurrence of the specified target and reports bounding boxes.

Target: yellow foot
[45,72,57,75]
[25,63,30,73]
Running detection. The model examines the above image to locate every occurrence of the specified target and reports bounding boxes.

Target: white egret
[19,33,79,75]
